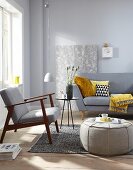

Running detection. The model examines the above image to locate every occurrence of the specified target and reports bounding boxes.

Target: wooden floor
[1,111,133,170]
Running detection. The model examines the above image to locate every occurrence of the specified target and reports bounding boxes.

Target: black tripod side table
[56,97,79,129]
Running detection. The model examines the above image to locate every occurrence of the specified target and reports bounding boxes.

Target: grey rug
[29,125,88,154]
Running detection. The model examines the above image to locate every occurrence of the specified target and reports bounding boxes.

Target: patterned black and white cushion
[95,84,109,97]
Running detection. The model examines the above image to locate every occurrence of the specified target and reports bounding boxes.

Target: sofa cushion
[74,76,94,97]
[95,84,109,97]
[91,80,109,95]
[83,96,110,106]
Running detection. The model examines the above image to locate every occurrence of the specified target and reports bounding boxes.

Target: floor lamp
[44,1,53,84]
[44,72,54,98]
[44,72,54,83]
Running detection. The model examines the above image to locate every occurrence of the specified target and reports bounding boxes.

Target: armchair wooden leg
[40,99,52,144]
[55,120,59,133]
[14,129,17,132]
[45,124,52,144]
[0,127,7,143]
[0,108,12,143]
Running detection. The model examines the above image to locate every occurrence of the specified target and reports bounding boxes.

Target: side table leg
[69,100,74,129]
[67,100,69,126]
[60,100,65,129]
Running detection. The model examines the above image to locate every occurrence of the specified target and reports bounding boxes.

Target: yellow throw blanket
[109,94,133,113]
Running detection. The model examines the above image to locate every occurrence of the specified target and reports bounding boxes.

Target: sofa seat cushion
[83,96,110,106]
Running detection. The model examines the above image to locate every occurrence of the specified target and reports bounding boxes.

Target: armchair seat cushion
[19,107,61,124]
[83,96,110,106]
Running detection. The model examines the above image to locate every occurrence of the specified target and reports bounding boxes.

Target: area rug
[29,124,88,154]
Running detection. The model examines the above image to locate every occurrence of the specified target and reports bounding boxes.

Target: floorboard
[0,111,133,170]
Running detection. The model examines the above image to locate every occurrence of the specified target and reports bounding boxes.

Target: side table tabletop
[56,97,79,129]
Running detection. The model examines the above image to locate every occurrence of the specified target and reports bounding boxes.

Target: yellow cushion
[74,76,94,97]
[91,80,109,95]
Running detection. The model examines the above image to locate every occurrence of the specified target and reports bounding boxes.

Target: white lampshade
[44,72,54,82]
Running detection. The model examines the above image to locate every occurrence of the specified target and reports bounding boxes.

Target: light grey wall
[29,0,44,97]
[12,0,30,97]
[15,0,133,97]
[47,0,133,74]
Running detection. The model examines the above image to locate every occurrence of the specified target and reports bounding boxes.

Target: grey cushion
[19,107,61,124]
[80,117,133,156]
[0,87,29,123]
[83,96,110,106]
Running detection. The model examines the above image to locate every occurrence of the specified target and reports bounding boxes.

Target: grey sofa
[73,73,133,115]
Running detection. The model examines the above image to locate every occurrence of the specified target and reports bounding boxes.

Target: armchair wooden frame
[0,93,59,144]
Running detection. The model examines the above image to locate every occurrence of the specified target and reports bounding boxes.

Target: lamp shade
[44,72,54,82]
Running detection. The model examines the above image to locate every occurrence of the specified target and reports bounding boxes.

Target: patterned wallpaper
[56,44,98,98]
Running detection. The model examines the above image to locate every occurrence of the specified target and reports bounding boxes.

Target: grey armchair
[0,87,61,144]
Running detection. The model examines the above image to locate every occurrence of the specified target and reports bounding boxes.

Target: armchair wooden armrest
[24,93,55,107]
[6,97,47,108]
[24,93,55,101]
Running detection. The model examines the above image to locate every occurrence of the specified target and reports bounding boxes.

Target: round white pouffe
[80,117,133,156]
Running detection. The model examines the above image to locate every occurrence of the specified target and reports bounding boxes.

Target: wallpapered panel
[56,45,97,110]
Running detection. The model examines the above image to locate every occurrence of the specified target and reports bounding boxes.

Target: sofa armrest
[73,84,87,111]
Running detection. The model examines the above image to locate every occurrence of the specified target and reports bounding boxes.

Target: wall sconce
[102,43,113,58]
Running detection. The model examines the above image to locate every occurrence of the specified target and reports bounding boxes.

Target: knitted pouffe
[80,117,133,156]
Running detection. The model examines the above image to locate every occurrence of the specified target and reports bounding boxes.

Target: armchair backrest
[0,87,29,123]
